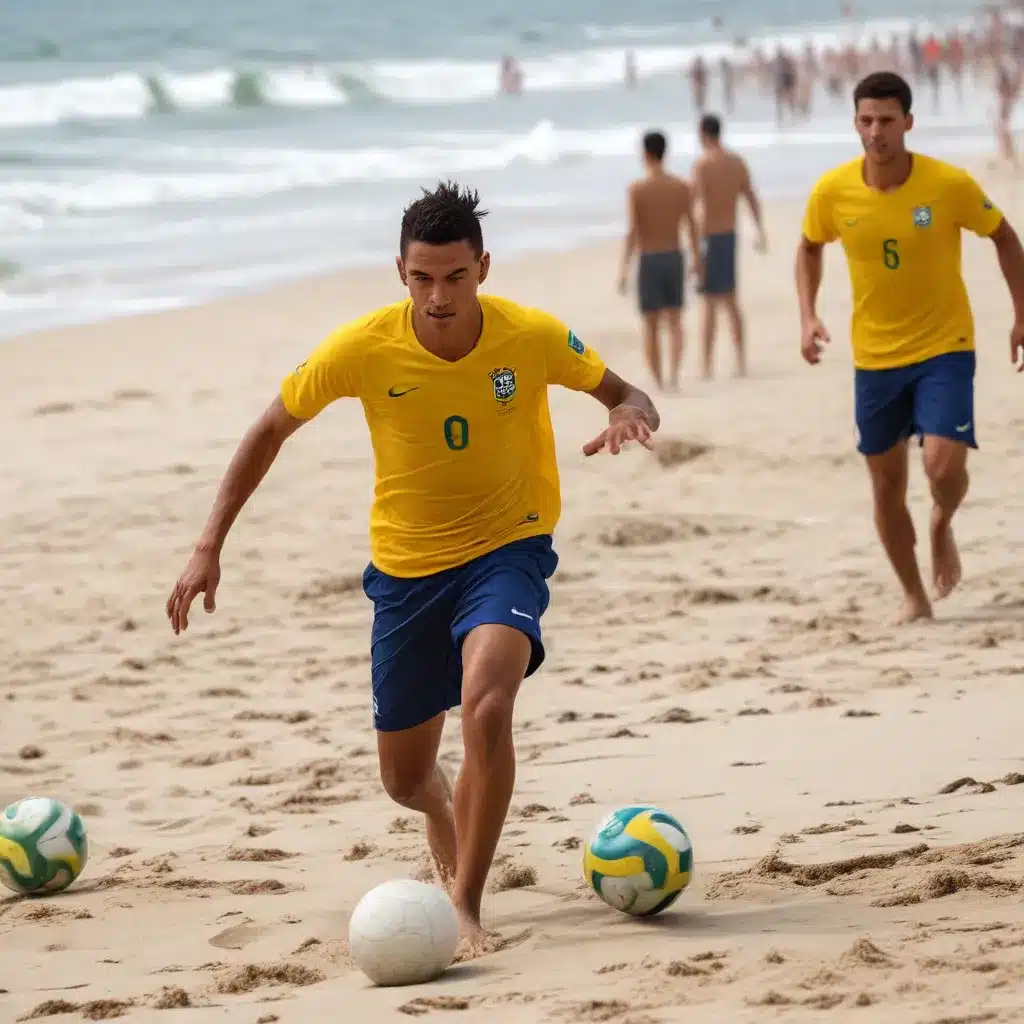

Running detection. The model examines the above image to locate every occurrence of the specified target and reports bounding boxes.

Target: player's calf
[922,436,969,599]
[377,716,458,886]
[866,444,932,622]
[451,623,531,943]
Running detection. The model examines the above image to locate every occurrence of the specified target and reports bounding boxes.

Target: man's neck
[863,150,913,192]
[411,301,484,361]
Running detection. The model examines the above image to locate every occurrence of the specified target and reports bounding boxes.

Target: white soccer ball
[348,878,460,986]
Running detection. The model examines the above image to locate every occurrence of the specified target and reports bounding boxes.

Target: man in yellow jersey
[796,71,1024,624]
[165,181,659,949]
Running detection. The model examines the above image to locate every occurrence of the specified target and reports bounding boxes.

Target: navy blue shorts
[638,250,684,313]
[854,351,977,456]
[699,231,737,296]
[362,535,559,733]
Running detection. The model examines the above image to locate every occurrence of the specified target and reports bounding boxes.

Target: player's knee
[922,443,963,487]
[378,756,433,809]
[461,687,515,754]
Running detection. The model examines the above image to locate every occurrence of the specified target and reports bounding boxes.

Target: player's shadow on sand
[942,606,1024,624]
[424,961,492,984]
[497,893,848,945]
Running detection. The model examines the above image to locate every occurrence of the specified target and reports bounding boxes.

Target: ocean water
[0,0,1011,336]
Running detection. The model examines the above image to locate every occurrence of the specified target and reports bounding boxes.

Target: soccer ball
[583,805,693,916]
[0,797,89,896]
[348,878,460,986]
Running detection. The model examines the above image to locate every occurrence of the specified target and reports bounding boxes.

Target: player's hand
[167,544,221,635]
[1011,319,1024,372]
[801,315,830,365]
[582,405,654,456]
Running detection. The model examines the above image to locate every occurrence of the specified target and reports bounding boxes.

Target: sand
[3,164,1024,1024]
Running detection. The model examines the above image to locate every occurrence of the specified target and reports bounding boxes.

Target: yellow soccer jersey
[802,154,1003,370]
[280,294,607,578]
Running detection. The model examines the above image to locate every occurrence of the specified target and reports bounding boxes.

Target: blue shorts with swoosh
[854,351,977,456]
[362,535,558,732]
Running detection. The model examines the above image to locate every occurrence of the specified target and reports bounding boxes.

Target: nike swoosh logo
[844,218,858,226]
[955,422,971,432]
[511,608,533,620]
[388,386,419,397]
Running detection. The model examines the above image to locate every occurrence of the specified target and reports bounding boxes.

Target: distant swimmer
[922,34,941,108]
[500,56,523,95]
[618,131,701,390]
[719,56,735,112]
[796,71,1024,624]
[773,49,798,123]
[692,114,767,379]
[689,56,708,112]
[625,49,638,88]
[995,56,1020,168]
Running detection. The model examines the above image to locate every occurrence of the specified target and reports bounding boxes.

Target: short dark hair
[400,180,487,258]
[699,113,722,140]
[643,131,667,161]
[853,71,912,115]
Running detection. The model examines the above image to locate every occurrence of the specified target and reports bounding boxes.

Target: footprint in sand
[652,437,712,468]
[938,776,997,795]
[594,516,713,548]
[215,963,324,994]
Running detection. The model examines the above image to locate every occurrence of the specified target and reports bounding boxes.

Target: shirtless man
[692,114,767,379]
[618,131,700,390]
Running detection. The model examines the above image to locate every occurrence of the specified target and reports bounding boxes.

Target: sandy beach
[3,168,1024,1023]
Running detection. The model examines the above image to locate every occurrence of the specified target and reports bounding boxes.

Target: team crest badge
[912,205,932,228]
[489,366,517,404]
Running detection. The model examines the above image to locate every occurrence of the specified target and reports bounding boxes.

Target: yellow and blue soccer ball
[583,805,693,916]
[0,797,89,896]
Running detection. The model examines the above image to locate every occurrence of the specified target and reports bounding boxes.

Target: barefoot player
[166,181,659,949]
[796,71,1024,624]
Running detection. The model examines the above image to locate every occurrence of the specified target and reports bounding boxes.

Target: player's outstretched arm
[582,369,660,456]
[166,396,306,634]
[988,219,1024,371]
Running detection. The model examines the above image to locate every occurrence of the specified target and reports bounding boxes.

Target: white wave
[160,69,235,110]
[0,73,150,128]
[361,59,499,104]
[0,116,903,221]
[261,67,347,107]
[0,66,348,129]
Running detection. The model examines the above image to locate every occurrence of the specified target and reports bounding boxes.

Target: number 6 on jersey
[882,238,900,270]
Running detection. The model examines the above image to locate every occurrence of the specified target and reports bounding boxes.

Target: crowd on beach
[498,4,1024,164]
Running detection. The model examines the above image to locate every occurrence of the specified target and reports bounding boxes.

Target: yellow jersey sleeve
[802,177,838,244]
[280,322,365,419]
[542,318,606,391]
[952,172,1003,237]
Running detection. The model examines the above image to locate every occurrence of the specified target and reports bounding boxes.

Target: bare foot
[930,508,962,599]
[453,906,489,959]
[893,590,933,625]
[425,764,457,893]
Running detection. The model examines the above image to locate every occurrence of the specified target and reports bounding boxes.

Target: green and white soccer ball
[583,805,693,916]
[0,797,89,896]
